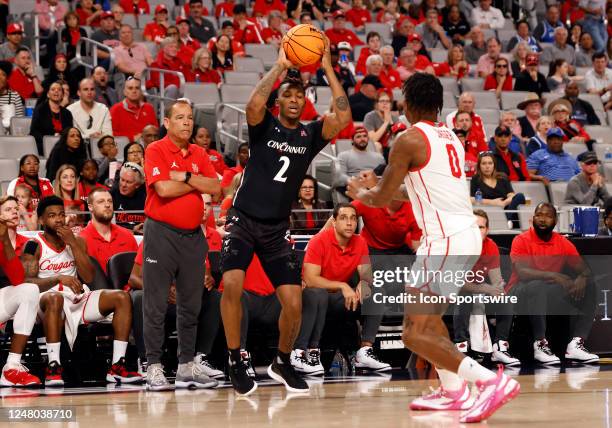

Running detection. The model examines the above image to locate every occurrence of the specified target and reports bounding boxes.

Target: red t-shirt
[215,2,235,18]
[205,226,222,252]
[325,28,364,48]
[185,68,222,84]
[432,62,469,79]
[206,148,227,175]
[13,233,29,257]
[220,164,244,188]
[351,200,422,250]
[507,228,581,290]
[79,221,138,274]
[144,136,218,229]
[135,241,143,265]
[415,55,432,70]
[303,227,369,283]
[143,22,167,42]
[379,65,402,89]
[147,53,188,89]
[76,7,100,27]
[110,101,159,142]
[356,47,374,75]
[8,68,37,100]
[262,28,283,44]
[252,0,286,16]
[0,240,25,285]
[483,75,513,92]
[233,20,264,44]
[497,149,531,182]
[119,0,150,14]
[471,237,500,283]
[12,176,54,208]
[345,8,371,28]
[177,38,202,66]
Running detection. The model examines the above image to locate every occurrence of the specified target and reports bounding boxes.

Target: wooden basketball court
[0,366,610,427]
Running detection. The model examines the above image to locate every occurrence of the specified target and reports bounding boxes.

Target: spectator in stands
[364,90,399,155]
[30,82,74,156]
[464,27,486,65]
[378,45,401,89]
[335,127,385,197]
[118,0,149,15]
[534,5,564,44]
[0,61,23,129]
[507,20,542,53]
[442,4,471,44]
[470,152,526,228]
[7,154,54,207]
[139,124,158,148]
[484,57,513,99]
[111,162,146,230]
[455,110,488,155]
[124,141,144,167]
[46,127,88,181]
[110,77,158,142]
[262,11,284,47]
[67,78,113,139]
[397,47,432,81]
[547,59,574,94]
[319,0,342,20]
[290,2,322,22]
[147,38,186,100]
[42,54,80,98]
[575,32,596,67]
[211,35,235,72]
[298,203,390,372]
[564,151,610,206]
[144,5,169,43]
[191,127,225,175]
[416,9,450,49]
[79,159,107,199]
[290,175,328,234]
[453,128,478,177]
[517,93,544,140]
[111,5,124,30]
[114,24,153,79]
[232,4,264,44]
[216,0,236,18]
[92,66,118,107]
[526,115,553,156]
[35,0,68,66]
[93,134,117,182]
[453,209,518,364]
[541,27,576,67]
[579,0,607,53]
[59,12,88,64]
[490,125,531,182]
[471,0,504,30]
[510,41,530,75]
[562,80,601,125]
[252,0,287,17]
[53,163,85,211]
[477,37,505,78]
[548,99,594,148]
[433,43,468,79]
[391,19,413,58]
[514,53,549,96]
[508,202,599,364]
[8,48,43,100]
[348,75,381,121]
[76,0,104,27]
[221,142,248,195]
[489,111,523,154]
[585,52,612,111]
[315,43,356,93]
[176,16,201,65]
[325,10,363,49]
[346,0,371,32]
[186,0,215,44]
[527,127,580,182]
[599,202,612,235]
[186,48,222,85]
[91,11,120,66]
[569,22,584,47]
[0,23,25,61]
[446,92,487,143]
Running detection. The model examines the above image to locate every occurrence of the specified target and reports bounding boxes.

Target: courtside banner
[358,255,612,318]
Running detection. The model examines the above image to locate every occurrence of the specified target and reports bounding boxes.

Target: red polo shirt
[0,240,25,285]
[325,28,364,48]
[147,53,187,89]
[8,68,38,100]
[206,148,227,175]
[119,0,150,14]
[205,225,221,252]
[220,164,244,188]
[356,47,374,75]
[252,0,286,16]
[497,149,531,182]
[144,136,218,229]
[80,221,138,274]
[143,22,167,42]
[304,227,369,283]
[346,8,371,28]
[185,68,222,84]
[215,2,235,18]
[507,228,580,290]
[351,200,422,250]
[472,237,500,283]
[110,100,159,142]
[380,65,402,89]
[262,27,283,44]
[233,20,264,44]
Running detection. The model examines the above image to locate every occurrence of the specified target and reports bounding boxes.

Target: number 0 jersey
[404,121,476,240]
[233,110,328,220]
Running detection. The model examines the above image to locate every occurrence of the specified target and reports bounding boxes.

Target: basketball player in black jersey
[220,36,351,395]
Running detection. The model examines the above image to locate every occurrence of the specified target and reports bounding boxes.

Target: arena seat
[0,159,18,181]
[335,139,352,155]
[443,91,457,109]
[594,143,612,160]
[107,252,136,290]
[364,23,392,42]
[224,71,261,85]
[471,91,499,109]
[0,136,37,159]
[604,163,612,182]
[480,206,512,231]
[580,93,605,112]
[549,181,569,206]
[315,86,332,104]
[9,117,32,137]
[512,181,549,206]
[586,126,612,145]
[221,84,255,104]
[439,77,460,96]
[43,136,60,158]
[517,203,537,230]
[563,143,587,159]
[500,91,531,110]
[476,108,501,125]
[234,57,265,73]
[460,77,485,92]
[244,43,279,68]
[184,83,220,107]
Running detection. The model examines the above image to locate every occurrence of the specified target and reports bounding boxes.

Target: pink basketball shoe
[410,382,474,411]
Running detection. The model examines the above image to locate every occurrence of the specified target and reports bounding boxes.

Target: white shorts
[0,284,39,335]
[410,225,482,297]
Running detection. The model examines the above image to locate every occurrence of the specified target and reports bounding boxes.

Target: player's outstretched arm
[320,35,351,140]
[245,43,293,126]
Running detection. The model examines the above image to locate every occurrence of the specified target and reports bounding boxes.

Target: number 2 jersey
[233,110,329,220]
[404,121,476,240]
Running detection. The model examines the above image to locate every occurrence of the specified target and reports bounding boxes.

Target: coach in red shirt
[325,11,364,48]
[110,77,158,142]
[142,99,220,388]
[80,188,138,274]
[298,203,390,371]
[507,202,598,364]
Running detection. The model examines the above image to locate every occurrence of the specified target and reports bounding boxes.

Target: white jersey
[404,121,476,241]
[34,233,77,279]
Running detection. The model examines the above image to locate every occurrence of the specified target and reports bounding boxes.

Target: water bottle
[605,146,612,162]
[340,53,348,67]
[475,189,483,204]
[195,73,201,83]
[329,351,347,377]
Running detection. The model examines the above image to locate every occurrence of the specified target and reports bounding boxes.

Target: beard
[534,224,555,239]
[93,212,113,224]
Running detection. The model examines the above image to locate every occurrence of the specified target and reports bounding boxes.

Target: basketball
[282,24,325,67]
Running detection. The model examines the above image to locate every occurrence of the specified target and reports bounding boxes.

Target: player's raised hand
[276,38,294,70]
[56,226,77,247]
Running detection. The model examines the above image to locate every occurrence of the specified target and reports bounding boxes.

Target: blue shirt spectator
[527,128,580,181]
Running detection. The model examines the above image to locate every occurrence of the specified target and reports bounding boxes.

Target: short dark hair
[299,174,319,202]
[278,78,305,95]
[15,47,30,56]
[96,134,114,149]
[592,52,607,62]
[366,31,380,42]
[605,199,612,218]
[534,202,557,217]
[233,4,247,15]
[164,99,192,118]
[36,195,64,218]
[403,72,443,116]
[237,142,249,153]
[473,209,489,228]
[516,20,530,30]
[333,202,357,219]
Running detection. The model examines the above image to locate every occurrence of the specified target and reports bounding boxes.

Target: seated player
[298,203,390,372]
[0,208,41,387]
[21,196,142,386]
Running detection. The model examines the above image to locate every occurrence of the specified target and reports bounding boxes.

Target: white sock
[436,367,464,391]
[47,342,61,365]
[458,357,496,383]
[112,340,128,364]
[6,352,21,367]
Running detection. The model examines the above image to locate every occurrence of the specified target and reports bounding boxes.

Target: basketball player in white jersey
[21,196,142,387]
[347,73,519,423]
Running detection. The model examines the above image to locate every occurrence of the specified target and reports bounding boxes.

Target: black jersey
[233,110,328,220]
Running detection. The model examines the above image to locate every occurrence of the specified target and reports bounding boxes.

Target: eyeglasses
[301,186,315,190]
[378,99,391,103]
[102,141,116,147]
[87,115,93,129]
[495,64,508,68]
[127,149,143,155]
[584,160,598,165]
[167,31,178,36]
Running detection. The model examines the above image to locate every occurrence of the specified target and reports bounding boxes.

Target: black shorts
[220,207,301,287]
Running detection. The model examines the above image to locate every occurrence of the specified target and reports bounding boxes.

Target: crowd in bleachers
[0,0,608,387]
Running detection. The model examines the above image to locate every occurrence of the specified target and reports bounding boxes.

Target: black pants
[143,219,208,365]
[239,291,282,349]
[505,193,526,229]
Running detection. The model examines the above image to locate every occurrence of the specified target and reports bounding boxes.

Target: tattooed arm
[21,243,58,292]
[245,44,293,126]
[321,35,352,141]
